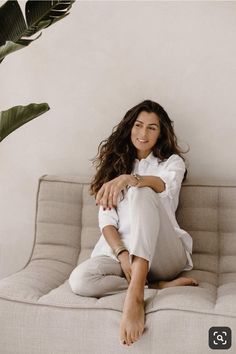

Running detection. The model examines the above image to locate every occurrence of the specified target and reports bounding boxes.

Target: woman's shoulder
[161,154,186,168]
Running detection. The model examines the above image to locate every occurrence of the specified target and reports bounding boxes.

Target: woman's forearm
[102,225,124,252]
[127,174,165,193]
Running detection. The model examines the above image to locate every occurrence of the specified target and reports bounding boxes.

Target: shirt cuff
[98,206,119,232]
[157,171,177,199]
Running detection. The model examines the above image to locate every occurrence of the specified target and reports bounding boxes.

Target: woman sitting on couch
[69,99,198,347]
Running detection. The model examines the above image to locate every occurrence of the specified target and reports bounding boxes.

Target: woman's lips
[137,138,148,143]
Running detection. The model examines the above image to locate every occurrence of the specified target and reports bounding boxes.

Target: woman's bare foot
[120,291,145,346]
[148,277,199,289]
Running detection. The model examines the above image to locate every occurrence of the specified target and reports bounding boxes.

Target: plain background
[0,1,236,279]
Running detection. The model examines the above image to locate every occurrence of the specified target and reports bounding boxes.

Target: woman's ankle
[126,285,144,301]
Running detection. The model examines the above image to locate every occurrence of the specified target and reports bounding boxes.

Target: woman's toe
[190,278,199,286]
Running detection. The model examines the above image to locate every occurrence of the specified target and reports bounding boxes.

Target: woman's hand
[96,174,131,210]
[118,251,132,284]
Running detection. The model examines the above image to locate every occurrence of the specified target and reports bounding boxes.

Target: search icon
[216,334,224,342]
[209,327,231,349]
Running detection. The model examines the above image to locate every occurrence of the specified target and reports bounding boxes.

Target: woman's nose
[140,128,148,137]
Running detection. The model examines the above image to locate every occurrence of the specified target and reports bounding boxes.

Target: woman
[69,99,198,347]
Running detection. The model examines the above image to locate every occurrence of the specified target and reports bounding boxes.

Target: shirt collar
[135,151,161,166]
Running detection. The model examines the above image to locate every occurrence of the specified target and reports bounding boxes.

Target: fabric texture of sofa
[0,174,236,354]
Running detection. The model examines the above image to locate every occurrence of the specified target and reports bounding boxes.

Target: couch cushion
[0,175,236,319]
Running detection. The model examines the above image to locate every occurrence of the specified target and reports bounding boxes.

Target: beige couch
[0,175,235,354]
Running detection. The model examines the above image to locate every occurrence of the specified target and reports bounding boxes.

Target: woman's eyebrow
[136,119,159,127]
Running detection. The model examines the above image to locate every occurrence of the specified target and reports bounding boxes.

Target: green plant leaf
[0,0,75,63]
[25,1,75,31]
[0,1,27,45]
[0,102,50,142]
[0,33,41,62]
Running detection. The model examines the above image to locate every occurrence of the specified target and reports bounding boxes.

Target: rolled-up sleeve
[98,206,119,232]
[157,155,186,200]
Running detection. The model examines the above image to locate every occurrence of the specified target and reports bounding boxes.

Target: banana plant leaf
[0,0,75,63]
[0,34,42,63]
[0,102,50,142]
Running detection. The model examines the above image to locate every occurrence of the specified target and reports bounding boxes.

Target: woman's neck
[136,151,152,161]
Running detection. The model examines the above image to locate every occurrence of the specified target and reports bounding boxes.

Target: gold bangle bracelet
[113,245,128,258]
[116,249,128,258]
[132,173,141,186]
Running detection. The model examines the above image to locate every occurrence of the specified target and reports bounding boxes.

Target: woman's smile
[137,138,149,143]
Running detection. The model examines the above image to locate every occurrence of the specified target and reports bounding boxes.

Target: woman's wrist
[117,249,129,261]
[127,174,141,187]
[112,241,128,259]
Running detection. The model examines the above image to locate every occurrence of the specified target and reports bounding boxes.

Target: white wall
[1,1,236,279]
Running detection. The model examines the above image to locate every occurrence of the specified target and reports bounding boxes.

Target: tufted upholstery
[0,175,235,354]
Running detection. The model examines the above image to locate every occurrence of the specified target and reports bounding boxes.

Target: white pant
[69,187,188,297]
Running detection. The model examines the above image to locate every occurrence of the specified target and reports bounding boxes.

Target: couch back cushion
[33,176,236,276]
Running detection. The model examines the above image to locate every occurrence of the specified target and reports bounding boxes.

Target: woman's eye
[148,127,156,130]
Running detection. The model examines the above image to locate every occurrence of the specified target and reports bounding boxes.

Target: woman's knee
[69,260,100,297]
[69,256,115,297]
[69,263,89,296]
[128,186,160,205]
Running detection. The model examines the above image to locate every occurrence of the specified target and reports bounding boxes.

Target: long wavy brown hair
[89,99,189,197]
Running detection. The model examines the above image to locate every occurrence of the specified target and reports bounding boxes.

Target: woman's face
[131,111,161,160]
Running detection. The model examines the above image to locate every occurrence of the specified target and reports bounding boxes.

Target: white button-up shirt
[91,152,193,271]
